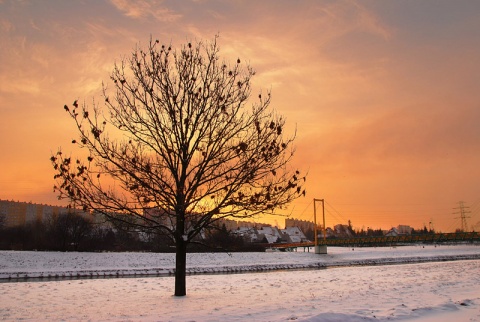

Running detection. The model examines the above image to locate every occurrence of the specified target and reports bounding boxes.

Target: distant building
[385,225,414,236]
[232,225,310,244]
[285,218,315,233]
[318,227,335,239]
[143,208,272,233]
[281,226,309,243]
[215,218,239,231]
[256,226,283,243]
[385,227,400,237]
[232,226,258,242]
[333,224,354,238]
[0,199,90,228]
[396,225,413,235]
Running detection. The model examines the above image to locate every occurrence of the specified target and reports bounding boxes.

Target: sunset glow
[1,0,479,232]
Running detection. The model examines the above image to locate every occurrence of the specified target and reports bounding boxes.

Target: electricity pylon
[453,201,471,232]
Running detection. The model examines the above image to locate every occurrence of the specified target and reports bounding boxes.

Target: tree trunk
[174,238,187,296]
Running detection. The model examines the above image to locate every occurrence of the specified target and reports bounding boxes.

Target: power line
[324,200,349,224]
[295,199,313,222]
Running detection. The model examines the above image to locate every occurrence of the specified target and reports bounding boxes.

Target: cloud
[0,17,13,32]
[0,0,479,231]
[0,74,41,95]
[109,0,182,21]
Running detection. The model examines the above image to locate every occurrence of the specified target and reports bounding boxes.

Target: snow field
[0,244,479,321]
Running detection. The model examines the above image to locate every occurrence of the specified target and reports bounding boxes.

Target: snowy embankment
[1,245,479,321]
[0,244,479,281]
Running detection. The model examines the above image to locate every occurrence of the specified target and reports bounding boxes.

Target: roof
[282,226,307,239]
[263,234,279,244]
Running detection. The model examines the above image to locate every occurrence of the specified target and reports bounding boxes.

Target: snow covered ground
[1,244,479,321]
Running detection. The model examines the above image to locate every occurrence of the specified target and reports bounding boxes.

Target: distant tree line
[353,226,436,237]
[295,221,436,240]
[0,213,263,252]
[349,225,435,238]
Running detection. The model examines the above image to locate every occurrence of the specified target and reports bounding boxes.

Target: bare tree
[51,36,305,296]
[48,212,92,251]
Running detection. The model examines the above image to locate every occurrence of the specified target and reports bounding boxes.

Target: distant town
[0,199,451,252]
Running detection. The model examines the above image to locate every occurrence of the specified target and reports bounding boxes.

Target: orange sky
[1,0,479,232]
